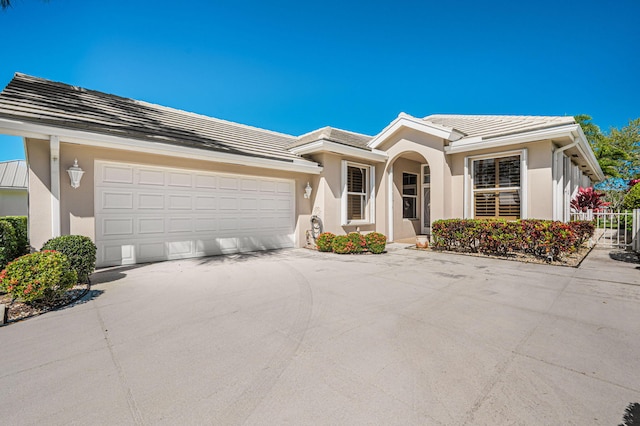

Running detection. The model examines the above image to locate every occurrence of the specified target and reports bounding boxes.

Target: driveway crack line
[94,301,146,426]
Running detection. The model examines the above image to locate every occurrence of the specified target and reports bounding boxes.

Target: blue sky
[0,0,638,161]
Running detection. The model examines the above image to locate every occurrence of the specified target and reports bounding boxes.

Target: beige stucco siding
[0,190,28,217]
[26,138,315,250]
[307,152,377,236]
[448,140,554,220]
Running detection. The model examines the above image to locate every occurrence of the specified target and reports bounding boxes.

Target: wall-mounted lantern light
[304,182,312,199]
[67,159,85,189]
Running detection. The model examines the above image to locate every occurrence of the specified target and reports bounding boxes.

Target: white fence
[571,209,640,251]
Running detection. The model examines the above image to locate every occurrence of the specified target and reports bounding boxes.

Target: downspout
[552,141,577,221]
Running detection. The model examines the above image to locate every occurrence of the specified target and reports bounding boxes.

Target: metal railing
[570,209,639,250]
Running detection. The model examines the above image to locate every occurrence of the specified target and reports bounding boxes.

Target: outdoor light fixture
[67,159,85,189]
[304,182,312,199]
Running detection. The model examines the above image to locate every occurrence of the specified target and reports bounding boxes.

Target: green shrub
[0,251,77,303]
[432,218,585,261]
[623,183,640,209]
[365,232,387,254]
[347,232,367,253]
[2,216,28,257]
[0,220,17,270]
[316,232,335,252]
[41,235,97,283]
[331,235,356,254]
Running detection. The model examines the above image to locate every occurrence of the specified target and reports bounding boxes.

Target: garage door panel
[194,217,218,232]
[138,193,165,210]
[168,194,192,210]
[102,191,134,210]
[195,175,216,189]
[195,196,217,210]
[138,241,166,260]
[95,161,294,267]
[168,217,192,233]
[168,172,192,188]
[138,169,164,186]
[138,218,165,234]
[102,218,134,236]
[219,177,238,190]
[101,165,134,185]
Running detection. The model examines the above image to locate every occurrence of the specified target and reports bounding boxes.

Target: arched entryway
[385,151,432,242]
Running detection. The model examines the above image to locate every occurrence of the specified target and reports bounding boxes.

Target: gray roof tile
[0,74,301,163]
[423,114,576,140]
[0,160,27,189]
[290,126,372,150]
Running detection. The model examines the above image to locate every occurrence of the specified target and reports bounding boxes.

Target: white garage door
[95,161,295,267]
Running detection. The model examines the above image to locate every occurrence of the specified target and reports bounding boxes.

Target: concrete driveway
[1,245,639,425]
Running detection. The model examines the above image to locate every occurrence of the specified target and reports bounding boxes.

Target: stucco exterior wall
[0,190,28,217]
[308,152,377,237]
[25,138,316,250]
[448,140,554,220]
[376,128,451,240]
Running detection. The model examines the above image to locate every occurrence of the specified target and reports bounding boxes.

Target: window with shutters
[472,155,521,219]
[342,161,374,224]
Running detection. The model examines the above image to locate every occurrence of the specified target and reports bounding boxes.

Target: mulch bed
[0,283,90,324]
[410,243,594,267]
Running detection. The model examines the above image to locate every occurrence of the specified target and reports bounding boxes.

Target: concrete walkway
[1,245,639,425]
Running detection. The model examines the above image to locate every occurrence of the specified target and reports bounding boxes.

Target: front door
[421,164,431,235]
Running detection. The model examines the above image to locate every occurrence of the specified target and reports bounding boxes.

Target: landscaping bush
[365,232,387,254]
[316,232,335,252]
[41,235,97,283]
[0,220,17,270]
[569,220,596,247]
[432,218,588,261]
[331,235,356,254]
[570,187,609,212]
[2,216,28,258]
[623,182,640,209]
[0,251,77,303]
[347,232,367,254]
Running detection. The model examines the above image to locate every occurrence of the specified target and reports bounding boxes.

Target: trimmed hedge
[0,251,77,303]
[316,232,335,252]
[2,216,28,258]
[0,220,17,270]
[432,219,594,261]
[347,232,367,254]
[365,232,387,254]
[319,232,387,255]
[41,235,97,283]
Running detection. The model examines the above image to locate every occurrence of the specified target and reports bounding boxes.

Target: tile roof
[0,73,302,163]
[423,114,576,140]
[290,126,372,150]
[0,160,27,189]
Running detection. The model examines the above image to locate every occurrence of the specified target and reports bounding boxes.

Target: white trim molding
[341,160,375,226]
[290,140,387,162]
[367,113,464,150]
[464,149,528,220]
[49,135,61,238]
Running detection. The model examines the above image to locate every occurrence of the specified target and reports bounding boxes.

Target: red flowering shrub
[347,232,367,253]
[316,232,335,252]
[570,187,609,212]
[0,251,77,303]
[331,235,356,254]
[432,218,590,261]
[365,232,387,254]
